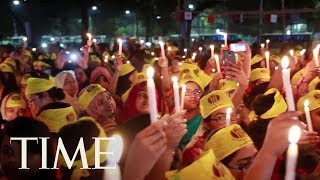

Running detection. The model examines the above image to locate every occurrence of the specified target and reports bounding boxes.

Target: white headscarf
[55,70,78,97]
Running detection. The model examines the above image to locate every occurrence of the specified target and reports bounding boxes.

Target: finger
[169,110,187,120]
[145,130,166,145]
[140,121,164,137]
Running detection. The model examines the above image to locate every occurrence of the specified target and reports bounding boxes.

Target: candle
[210,45,214,59]
[23,37,28,47]
[172,76,180,113]
[105,134,123,180]
[289,49,294,57]
[86,33,92,41]
[146,67,158,123]
[285,125,301,180]
[118,39,123,56]
[104,56,109,63]
[226,107,232,126]
[300,49,306,62]
[180,84,186,111]
[93,38,97,43]
[304,100,313,132]
[198,47,203,51]
[313,48,319,67]
[214,54,221,72]
[168,46,172,52]
[261,43,265,49]
[223,33,227,46]
[126,61,130,64]
[266,39,270,49]
[265,51,270,71]
[87,33,92,53]
[281,56,297,119]
[184,48,187,56]
[159,41,165,58]
[151,52,155,56]
[192,53,197,61]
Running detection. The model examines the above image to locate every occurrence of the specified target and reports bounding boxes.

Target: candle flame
[266,39,270,44]
[289,49,294,57]
[23,37,27,42]
[117,38,123,44]
[111,55,115,59]
[281,56,290,69]
[288,125,301,144]
[304,99,309,107]
[214,54,219,61]
[178,62,182,66]
[184,48,187,52]
[126,61,130,64]
[146,67,154,79]
[226,107,232,115]
[168,46,172,51]
[86,33,92,39]
[107,134,123,164]
[92,39,97,43]
[261,43,265,48]
[159,41,164,46]
[171,76,178,82]
[300,49,306,55]
[151,52,155,56]
[210,45,214,49]
[198,47,203,51]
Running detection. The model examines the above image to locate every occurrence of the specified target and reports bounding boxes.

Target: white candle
[104,56,109,63]
[261,43,265,49]
[265,51,270,71]
[300,49,306,62]
[118,39,123,56]
[281,56,297,120]
[214,54,221,72]
[313,48,319,67]
[168,46,172,52]
[192,53,197,61]
[210,45,214,59]
[266,39,270,49]
[226,107,232,126]
[285,125,301,180]
[126,61,130,64]
[87,33,92,41]
[105,134,123,180]
[87,33,93,52]
[223,33,227,46]
[184,48,187,56]
[180,84,186,111]
[289,49,294,57]
[304,100,313,132]
[146,67,158,123]
[159,41,165,58]
[172,76,180,113]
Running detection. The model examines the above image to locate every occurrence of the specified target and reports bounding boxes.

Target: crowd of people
[0,36,320,180]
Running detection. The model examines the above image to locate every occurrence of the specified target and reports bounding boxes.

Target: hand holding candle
[172,76,180,113]
[304,100,313,132]
[285,125,301,180]
[146,67,158,123]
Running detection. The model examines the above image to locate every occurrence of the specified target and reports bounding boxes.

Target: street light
[125,10,130,15]
[13,0,20,5]
[188,4,194,10]
[92,6,97,11]
[125,10,137,37]
[156,15,161,20]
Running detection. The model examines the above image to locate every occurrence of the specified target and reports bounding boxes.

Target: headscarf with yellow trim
[25,76,55,95]
[37,105,77,133]
[250,88,287,121]
[58,116,108,180]
[119,63,136,76]
[78,84,106,110]
[204,124,253,161]
[219,79,238,93]
[251,54,264,65]
[0,63,14,73]
[250,68,270,82]
[1,93,27,120]
[166,149,235,180]
[200,90,234,119]
[291,69,307,85]
[297,90,320,112]
[4,58,16,69]
[308,77,320,92]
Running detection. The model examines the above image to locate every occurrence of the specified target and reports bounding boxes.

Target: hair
[116,70,136,96]
[251,93,275,117]
[221,151,237,166]
[243,82,269,109]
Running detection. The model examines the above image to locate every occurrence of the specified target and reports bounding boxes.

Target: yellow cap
[78,84,106,110]
[166,149,235,180]
[90,55,102,63]
[259,88,287,119]
[200,90,234,119]
[250,68,270,82]
[179,62,199,71]
[204,124,253,161]
[59,116,108,179]
[38,54,48,60]
[37,105,77,133]
[3,93,27,109]
[4,58,16,68]
[33,60,51,68]
[50,53,57,60]
[21,73,32,85]
[25,77,55,95]
[0,63,14,73]
[308,77,320,92]
[119,63,135,76]
[179,71,204,90]
[251,54,264,65]
[198,70,213,89]
[297,90,320,112]
[219,79,238,93]
[270,54,281,64]
[291,69,307,85]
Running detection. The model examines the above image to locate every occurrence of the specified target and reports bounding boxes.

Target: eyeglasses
[206,113,237,125]
[184,89,203,97]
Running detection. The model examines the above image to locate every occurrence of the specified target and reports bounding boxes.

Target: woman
[55,70,81,113]
[116,63,137,97]
[90,65,112,90]
[74,66,90,92]
[25,72,77,133]
[0,92,31,122]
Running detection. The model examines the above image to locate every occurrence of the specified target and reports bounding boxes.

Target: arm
[267,65,283,91]
[109,56,123,96]
[158,57,171,91]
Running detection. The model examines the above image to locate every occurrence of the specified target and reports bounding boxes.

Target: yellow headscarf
[200,90,234,119]
[166,149,235,180]
[219,79,238,93]
[291,69,307,85]
[297,90,320,112]
[78,84,106,110]
[0,93,27,120]
[204,124,253,161]
[59,117,108,180]
[250,88,287,121]
[37,105,77,133]
[0,63,14,73]
[308,77,320,92]
[25,76,55,95]
[119,63,135,76]
[251,54,264,65]
[4,58,16,69]
[250,68,270,82]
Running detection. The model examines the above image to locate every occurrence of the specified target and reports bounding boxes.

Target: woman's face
[25,93,50,115]
[4,107,26,121]
[204,107,238,131]
[310,108,320,133]
[63,74,78,97]
[88,92,116,120]
[171,59,180,73]
[74,68,87,85]
[95,75,110,90]
[226,144,257,180]
[183,82,202,111]
[135,90,149,114]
